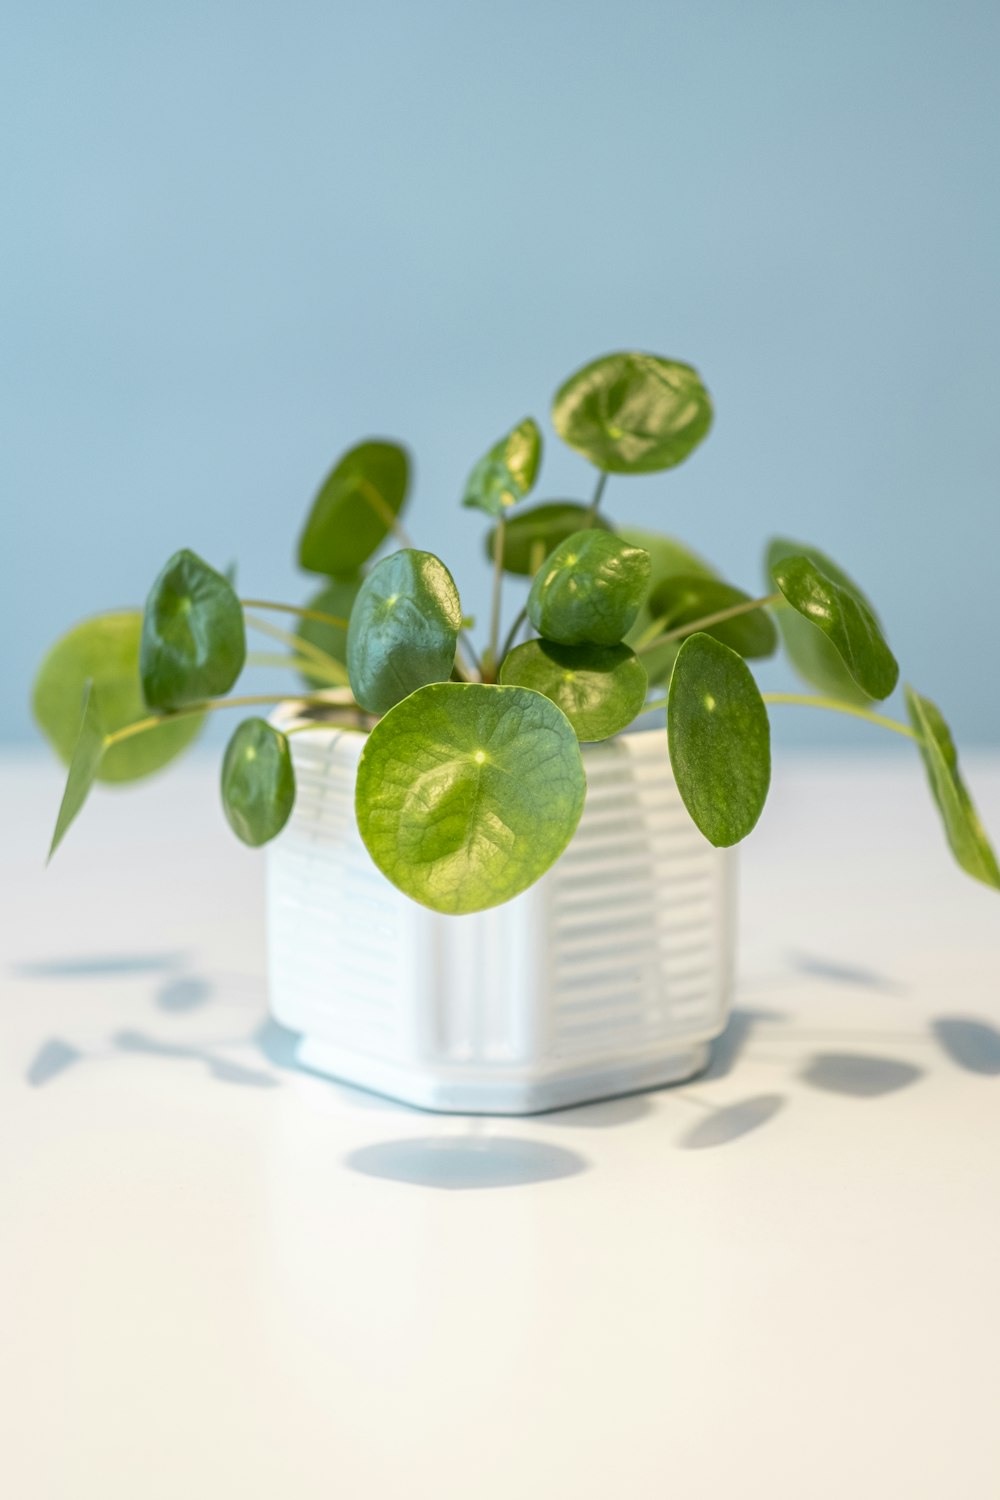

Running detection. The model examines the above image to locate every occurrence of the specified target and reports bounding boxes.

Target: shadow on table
[787,950,909,995]
[676,1093,786,1150]
[346,1135,588,1190]
[932,1017,1000,1076]
[800,1052,923,1098]
[12,951,187,980]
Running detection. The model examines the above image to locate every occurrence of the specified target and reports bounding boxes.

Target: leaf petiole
[638,593,781,656]
[241,598,350,630]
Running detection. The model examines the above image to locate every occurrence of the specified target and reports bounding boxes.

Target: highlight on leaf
[463,418,542,518]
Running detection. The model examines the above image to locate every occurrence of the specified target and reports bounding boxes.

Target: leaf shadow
[932,1017,1000,1077]
[13,952,186,980]
[800,1052,923,1098]
[26,1038,83,1088]
[677,1093,785,1150]
[788,950,908,995]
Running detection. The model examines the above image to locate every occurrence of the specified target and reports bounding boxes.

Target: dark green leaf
[647,575,778,659]
[766,538,881,707]
[770,548,898,702]
[527,530,651,646]
[462,417,541,518]
[221,718,296,848]
[552,351,713,473]
[620,527,719,687]
[298,440,410,577]
[499,639,648,741]
[356,682,586,913]
[140,549,246,710]
[33,611,203,782]
[667,633,771,847]
[485,501,612,575]
[48,681,106,860]
[297,576,363,689]
[905,687,1000,890]
[347,549,462,714]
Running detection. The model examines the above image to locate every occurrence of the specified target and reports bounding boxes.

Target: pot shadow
[800,1052,923,1098]
[346,1135,588,1191]
[788,950,907,995]
[932,1017,1000,1076]
[542,1093,653,1129]
[155,975,214,1013]
[677,1093,785,1150]
[702,1006,786,1081]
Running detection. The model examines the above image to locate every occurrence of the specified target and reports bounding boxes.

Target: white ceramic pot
[266,712,736,1114]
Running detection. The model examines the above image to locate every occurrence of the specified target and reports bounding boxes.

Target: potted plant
[33,351,999,1112]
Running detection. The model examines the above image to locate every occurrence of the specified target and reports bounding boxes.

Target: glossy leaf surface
[297,576,363,688]
[462,418,541,518]
[355,682,586,913]
[499,639,647,742]
[552,352,712,473]
[667,633,771,847]
[140,549,246,710]
[621,527,718,687]
[647,575,778,659]
[298,440,409,577]
[48,681,105,860]
[33,611,202,782]
[905,687,1000,889]
[221,718,296,848]
[485,501,611,575]
[527,530,651,646]
[766,539,880,707]
[347,550,462,714]
[770,549,898,702]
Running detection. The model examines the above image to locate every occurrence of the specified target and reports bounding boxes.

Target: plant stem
[499,605,529,665]
[358,480,415,548]
[244,613,348,683]
[247,652,345,682]
[637,593,781,656]
[241,598,349,630]
[761,693,918,740]
[459,631,484,678]
[487,516,507,677]
[587,471,608,524]
[103,693,354,749]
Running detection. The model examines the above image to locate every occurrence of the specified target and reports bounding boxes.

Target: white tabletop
[2,750,999,1499]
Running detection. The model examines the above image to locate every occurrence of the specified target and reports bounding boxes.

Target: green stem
[358,480,415,549]
[241,598,349,630]
[499,605,529,666]
[104,692,355,749]
[638,593,781,656]
[487,516,507,677]
[247,652,344,681]
[761,693,918,740]
[587,471,608,524]
[244,613,348,683]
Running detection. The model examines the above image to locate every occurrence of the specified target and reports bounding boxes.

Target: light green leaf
[646,575,778,659]
[298,440,410,577]
[770,548,898,702]
[527,529,651,646]
[33,611,203,782]
[552,351,713,473]
[484,501,612,575]
[347,549,462,714]
[905,687,1000,890]
[221,718,296,848]
[766,538,880,707]
[620,527,719,687]
[140,549,246,710]
[462,417,542,518]
[667,633,771,847]
[48,681,106,860]
[355,682,586,913]
[499,639,647,741]
[297,576,363,689]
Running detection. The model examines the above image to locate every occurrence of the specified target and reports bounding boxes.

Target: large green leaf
[646,575,778,659]
[221,718,296,848]
[298,440,410,577]
[355,682,586,913]
[770,549,898,702]
[297,576,363,688]
[527,530,651,646]
[499,639,647,742]
[140,549,246,710]
[667,633,771,847]
[766,538,880,707]
[552,352,713,473]
[33,611,202,783]
[462,417,541,518]
[485,501,612,576]
[347,549,462,714]
[905,687,1000,890]
[620,527,719,687]
[48,681,106,860]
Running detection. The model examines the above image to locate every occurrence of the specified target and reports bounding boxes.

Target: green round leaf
[356,682,586,914]
[297,576,363,688]
[298,440,410,577]
[347,549,462,715]
[647,575,778,659]
[770,547,898,702]
[766,539,880,707]
[221,718,296,848]
[140,549,246,710]
[33,611,203,783]
[484,501,612,576]
[462,417,541,518]
[620,527,719,687]
[667,633,771,847]
[499,639,647,742]
[905,687,1000,890]
[527,530,651,646]
[552,352,713,474]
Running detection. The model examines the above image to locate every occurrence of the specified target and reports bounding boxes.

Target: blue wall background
[4,0,999,748]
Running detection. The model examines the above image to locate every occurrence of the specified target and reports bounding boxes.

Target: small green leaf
[298,440,410,577]
[499,639,647,742]
[766,538,881,707]
[297,576,364,688]
[462,417,542,518]
[667,633,771,847]
[770,549,898,702]
[905,687,1000,890]
[552,352,713,474]
[140,549,246,710]
[347,550,462,715]
[48,681,106,860]
[527,530,651,646]
[33,611,202,782]
[356,682,586,913]
[647,576,778,659]
[221,718,296,848]
[620,527,719,687]
[484,501,612,575]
